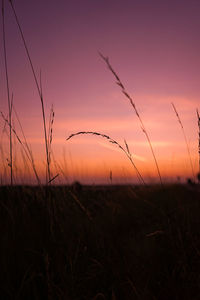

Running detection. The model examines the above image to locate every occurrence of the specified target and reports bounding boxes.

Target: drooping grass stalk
[172,102,195,180]
[99,53,163,186]
[67,131,146,185]
[8,0,50,184]
[197,109,200,175]
[2,0,13,185]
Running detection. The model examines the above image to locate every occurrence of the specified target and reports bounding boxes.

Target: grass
[0,111,41,185]
[2,0,13,185]
[67,131,146,185]
[8,0,51,184]
[172,103,195,181]
[1,184,200,300]
[99,52,163,187]
[1,2,200,300]
[197,109,200,176]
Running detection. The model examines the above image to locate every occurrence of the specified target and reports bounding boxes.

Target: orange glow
[0,1,200,184]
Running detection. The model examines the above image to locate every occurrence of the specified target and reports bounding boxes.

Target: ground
[0,184,200,299]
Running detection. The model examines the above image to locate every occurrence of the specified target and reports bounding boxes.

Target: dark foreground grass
[1,184,200,300]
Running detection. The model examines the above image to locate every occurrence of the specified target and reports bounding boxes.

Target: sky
[0,0,200,184]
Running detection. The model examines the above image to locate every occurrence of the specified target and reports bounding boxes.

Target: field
[1,1,200,299]
[1,183,200,299]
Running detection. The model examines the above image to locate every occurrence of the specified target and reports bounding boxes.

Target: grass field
[1,2,200,299]
[1,183,200,299]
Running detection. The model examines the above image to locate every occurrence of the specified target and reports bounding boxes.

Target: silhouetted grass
[99,52,163,186]
[2,0,13,185]
[1,2,200,300]
[197,109,200,175]
[172,102,195,181]
[1,184,200,300]
[67,131,146,185]
[8,0,51,184]
[0,111,41,185]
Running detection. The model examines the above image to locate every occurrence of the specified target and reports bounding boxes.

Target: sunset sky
[0,0,200,184]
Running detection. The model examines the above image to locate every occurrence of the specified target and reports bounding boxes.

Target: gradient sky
[0,0,200,184]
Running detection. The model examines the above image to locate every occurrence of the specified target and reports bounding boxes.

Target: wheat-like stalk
[99,52,162,186]
[172,102,195,180]
[8,0,50,184]
[47,105,55,167]
[67,131,146,185]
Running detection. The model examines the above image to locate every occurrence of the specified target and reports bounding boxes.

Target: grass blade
[172,102,195,181]
[67,131,146,185]
[197,109,200,176]
[2,0,13,185]
[8,0,50,184]
[99,52,163,186]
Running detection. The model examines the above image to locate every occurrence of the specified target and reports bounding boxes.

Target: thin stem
[99,52,163,186]
[12,106,41,185]
[0,111,41,185]
[2,0,13,185]
[67,131,146,185]
[8,0,50,184]
[197,109,200,175]
[172,103,195,180]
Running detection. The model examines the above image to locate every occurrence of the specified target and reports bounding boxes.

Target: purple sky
[0,0,200,184]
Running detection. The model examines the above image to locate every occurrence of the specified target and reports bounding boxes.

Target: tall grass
[171,102,195,181]
[67,131,146,185]
[99,53,163,186]
[13,105,41,185]
[7,0,51,184]
[0,111,41,184]
[1,3,199,186]
[197,109,200,176]
[2,0,13,185]
[47,104,57,183]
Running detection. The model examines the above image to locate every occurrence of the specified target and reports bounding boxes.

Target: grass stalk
[51,151,68,183]
[8,0,50,184]
[99,53,163,186]
[12,106,41,185]
[67,131,146,185]
[0,111,41,185]
[47,104,55,182]
[2,0,13,185]
[0,144,8,183]
[197,109,200,176]
[172,102,195,180]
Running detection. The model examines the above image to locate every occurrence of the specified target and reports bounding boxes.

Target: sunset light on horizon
[0,0,200,185]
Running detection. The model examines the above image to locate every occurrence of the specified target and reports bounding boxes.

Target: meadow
[1,183,200,300]
[1,1,200,299]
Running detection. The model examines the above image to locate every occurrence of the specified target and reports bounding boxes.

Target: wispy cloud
[97,141,146,162]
